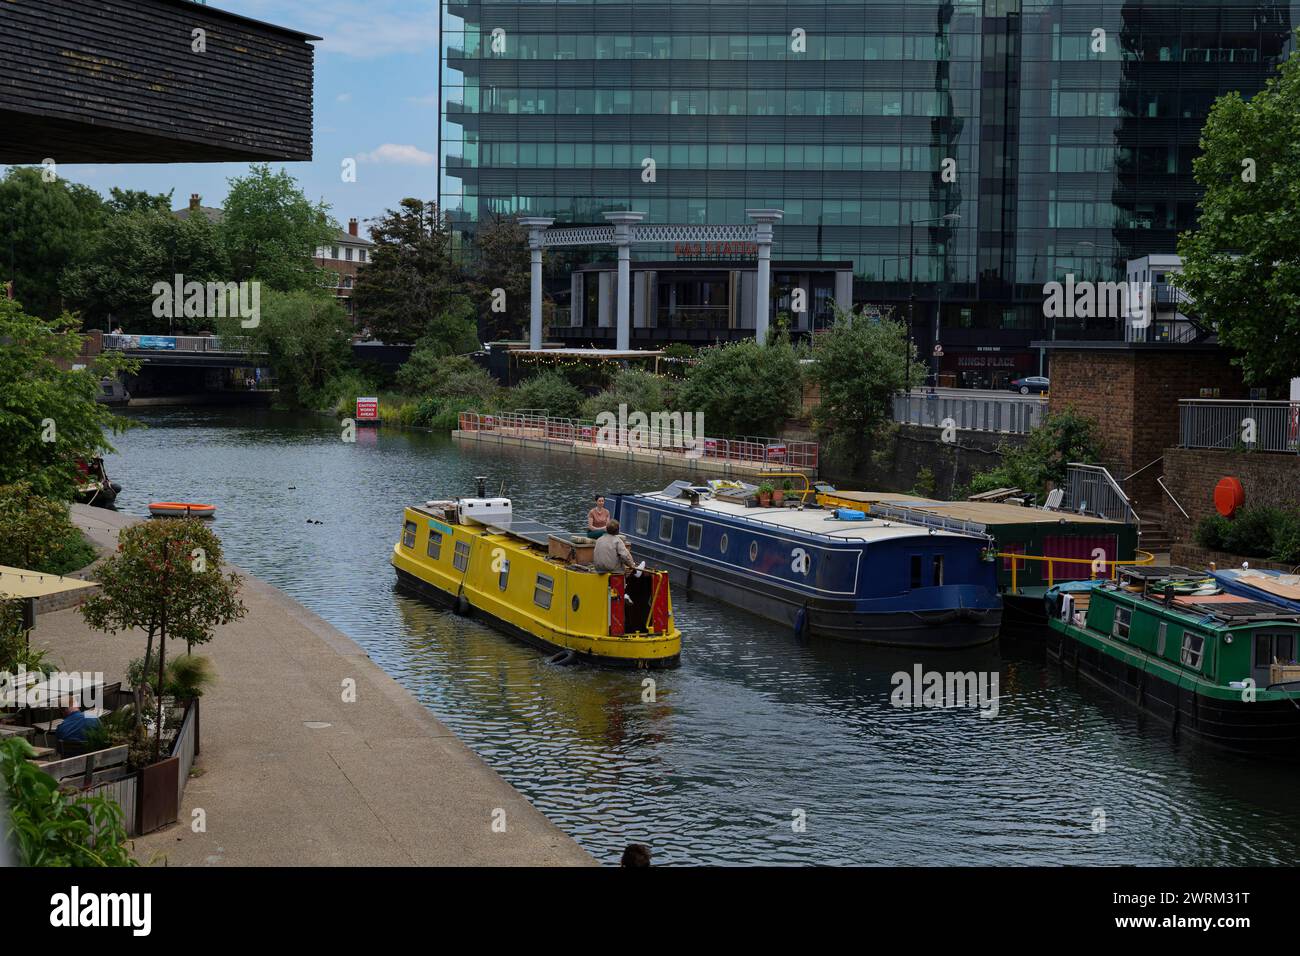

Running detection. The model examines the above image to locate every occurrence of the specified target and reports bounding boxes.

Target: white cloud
[336,92,352,103]
[357,143,435,166]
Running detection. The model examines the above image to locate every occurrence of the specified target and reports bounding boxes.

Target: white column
[603,212,645,351]
[747,209,783,346]
[518,217,554,350]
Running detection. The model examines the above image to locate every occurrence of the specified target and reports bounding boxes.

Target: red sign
[674,241,759,260]
[356,396,379,421]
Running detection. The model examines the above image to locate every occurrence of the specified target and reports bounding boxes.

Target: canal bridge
[98,332,271,403]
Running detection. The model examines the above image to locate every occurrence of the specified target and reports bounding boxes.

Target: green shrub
[1196,505,1300,565]
[1222,505,1282,556]
[1270,511,1300,564]
[507,368,584,418]
[678,338,801,437]
[1195,513,1232,551]
[1,737,136,866]
[579,368,676,421]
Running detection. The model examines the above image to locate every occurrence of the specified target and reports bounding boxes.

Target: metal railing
[892,392,1046,434]
[1179,399,1300,453]
[103,333,255,353]
[1001,549,1156,593]
[1061,463,1139,524]
[458,410,818,469]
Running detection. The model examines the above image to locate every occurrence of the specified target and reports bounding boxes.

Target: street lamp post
[906,212,960,391]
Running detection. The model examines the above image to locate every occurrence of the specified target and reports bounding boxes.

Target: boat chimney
[475,475,488,498]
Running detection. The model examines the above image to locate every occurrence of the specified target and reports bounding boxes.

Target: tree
[220,164,337,292]
[809,309,914,471]
[217,289,353,408]
[1176,35,1300,381]
[966,407,1105,501]
[80,519,245,762]
[678,337,802,437]
[0,300,135,500]
[0,481,79,570]
[105,187,174,216]
[467,214,532,341]
[352,198,461,344]
[62,208,228,332]
[0,167,107,319]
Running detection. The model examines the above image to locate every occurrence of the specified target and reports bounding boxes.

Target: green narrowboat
[1045,567,1300,755]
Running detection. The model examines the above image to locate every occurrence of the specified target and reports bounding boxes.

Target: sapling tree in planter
[81,518,245,764]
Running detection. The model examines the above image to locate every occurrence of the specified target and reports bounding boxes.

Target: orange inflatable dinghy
[148,501,217,519]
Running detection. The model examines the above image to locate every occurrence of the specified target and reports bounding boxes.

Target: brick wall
[1161,446,1300,544]
[1047,346,1246,517]
[1172,542,1298,574]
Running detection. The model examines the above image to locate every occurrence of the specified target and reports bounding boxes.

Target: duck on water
[611,480,1002,648]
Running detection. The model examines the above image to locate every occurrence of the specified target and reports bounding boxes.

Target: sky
[56,0,440,228]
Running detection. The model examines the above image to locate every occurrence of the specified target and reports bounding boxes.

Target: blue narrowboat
[611,483,1001,648]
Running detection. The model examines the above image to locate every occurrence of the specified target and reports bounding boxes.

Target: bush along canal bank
[31,505,593,866]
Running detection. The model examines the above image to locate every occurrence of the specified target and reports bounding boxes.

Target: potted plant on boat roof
[772,482,785,506]
[757,483,775,507]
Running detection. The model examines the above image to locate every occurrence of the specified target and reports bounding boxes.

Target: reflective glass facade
[440,1,1296,364]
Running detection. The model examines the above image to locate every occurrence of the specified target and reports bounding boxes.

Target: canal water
[105,408,1300,866]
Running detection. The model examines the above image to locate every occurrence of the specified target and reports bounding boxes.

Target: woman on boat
[587,495,611,538]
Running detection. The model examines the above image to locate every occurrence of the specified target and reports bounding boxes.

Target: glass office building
[439,1,1296,380]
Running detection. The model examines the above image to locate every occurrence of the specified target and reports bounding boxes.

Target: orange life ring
[1213,477,1244,517]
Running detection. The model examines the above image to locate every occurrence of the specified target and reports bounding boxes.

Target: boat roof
[625,489,979,544]
[826,490,1122,527]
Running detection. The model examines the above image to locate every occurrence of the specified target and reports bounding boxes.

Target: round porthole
[749,541,758,562]
[571,595,581,612]
[719,533,729,554]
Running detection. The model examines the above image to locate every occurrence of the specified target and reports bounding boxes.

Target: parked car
[1009,376,1049,395]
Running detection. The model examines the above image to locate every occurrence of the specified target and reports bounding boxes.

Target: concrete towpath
[32,506,594,866]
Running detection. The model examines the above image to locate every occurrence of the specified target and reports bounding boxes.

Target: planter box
[136,756,179,835]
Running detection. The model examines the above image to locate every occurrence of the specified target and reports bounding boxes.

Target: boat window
[427,531,442,560]
[534,574,554,610]
[749,540,758,562]
[909,555,922,589]
[1156,622,1167,656]
[659,516,674,543]
[687,522,703,550]
[1253,632,1295,682]
[498,558,510,591]
[932,555,944,587]
[402,521,417,549]
[636,509,650,536]
[453,540,471,572]
[719,533,729,554]
[1112,606,1132,640]
[1181,630,1206,670]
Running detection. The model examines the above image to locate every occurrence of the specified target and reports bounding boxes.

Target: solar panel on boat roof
[1125,566,1199,579]
[1185,599,1300,620]
[487,518,571,547]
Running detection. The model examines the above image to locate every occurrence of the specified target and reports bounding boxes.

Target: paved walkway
[32,506,593,866]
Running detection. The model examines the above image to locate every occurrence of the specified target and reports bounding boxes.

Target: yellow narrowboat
[391,487,681,668]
